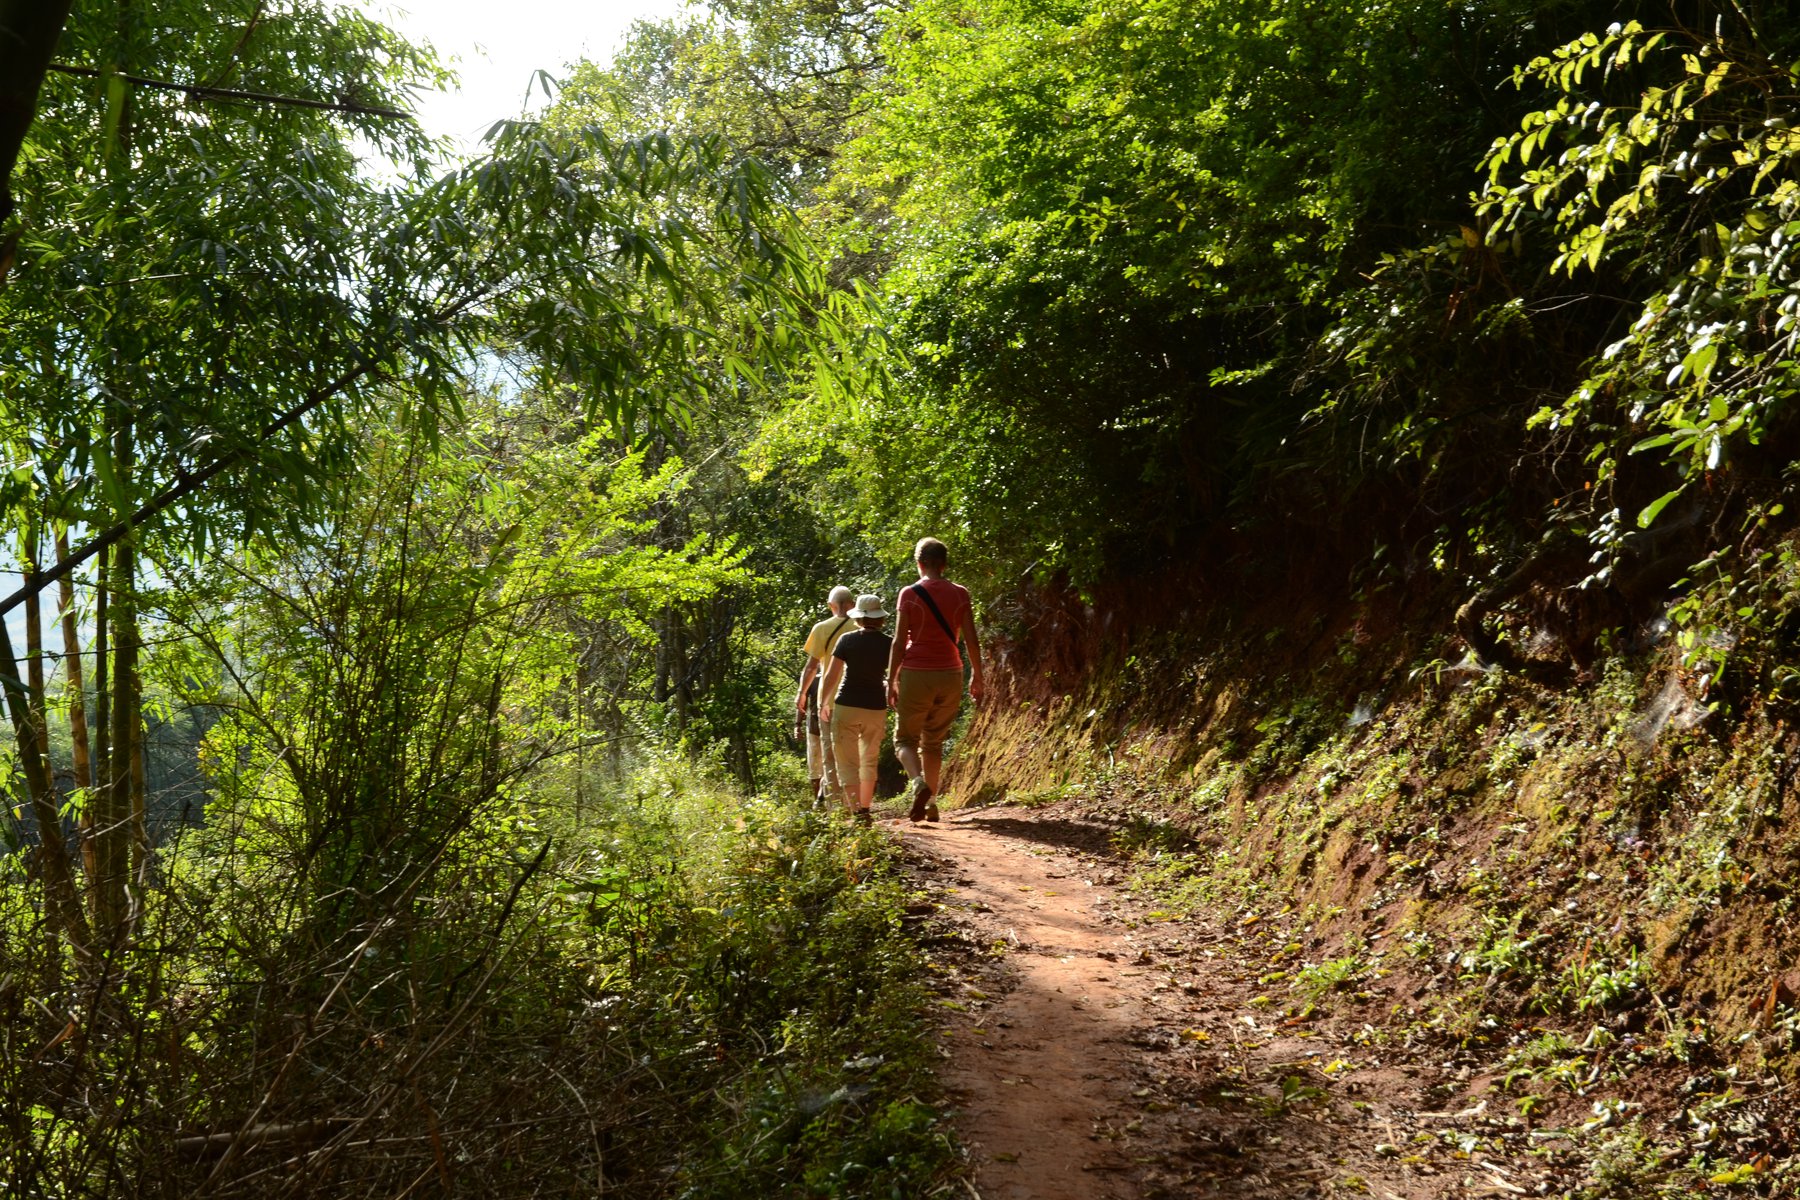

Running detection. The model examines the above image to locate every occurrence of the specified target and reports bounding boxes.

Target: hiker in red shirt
[885,537,984,822]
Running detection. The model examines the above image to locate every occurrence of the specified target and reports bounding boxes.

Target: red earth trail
[891,799,1672,1200]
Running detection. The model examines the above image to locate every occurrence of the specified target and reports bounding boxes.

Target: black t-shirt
[832,628,893,711]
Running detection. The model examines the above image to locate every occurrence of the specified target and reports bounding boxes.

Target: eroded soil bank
[898,800,1797,1199]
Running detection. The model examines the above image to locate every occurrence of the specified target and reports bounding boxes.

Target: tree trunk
[0,0,75,226]
[671,609,689,732]
[93,407,140,937]
[20,525,63,933]
[96,537,138,934]
[573,655,587,817]
[92,542,110,872]
[23,523,52,776]
[129,653,146,880]
[653,606,671,705]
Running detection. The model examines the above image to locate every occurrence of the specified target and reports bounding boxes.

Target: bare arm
[961,607,985,703]
[886,607,911,708]
[819,656,846,723]
[795,657,820,713]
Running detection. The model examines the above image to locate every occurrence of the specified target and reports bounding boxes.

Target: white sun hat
[848,594,889,619]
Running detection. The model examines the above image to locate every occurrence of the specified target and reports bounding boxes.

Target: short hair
[914,537,948,568]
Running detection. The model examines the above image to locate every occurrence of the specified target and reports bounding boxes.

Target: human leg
[805,709,824,800]
[893,673,928,784]
[894,674,930,819]
[854,707,883,814]
[834,706,883,816]
[921,675,963,787]
[921,747,943,794]
[821,716,846,807]
[896,671,960,820]
[829,711,864,812]
[894,741,923,785]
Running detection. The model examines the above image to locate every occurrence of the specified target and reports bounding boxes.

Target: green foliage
[156,399,739,923]
[0,2,909,1195]
[1559,948,1647,1014]
[3,742,949,1195]
[1471,911,1551,982]
[794,0,1607,580]
[553,756,953,1197]
[558,0,888,192]
[2,0,830,582]
[1292,954,1367,1006]
[1479,9,1800,551]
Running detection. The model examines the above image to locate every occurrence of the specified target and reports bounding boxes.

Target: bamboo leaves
[3,7,836,605]
[0,0,847,962]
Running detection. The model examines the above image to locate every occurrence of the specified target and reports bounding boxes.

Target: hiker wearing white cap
[885,537,984,822]
[795,585,857,802]
[819,595,893,823]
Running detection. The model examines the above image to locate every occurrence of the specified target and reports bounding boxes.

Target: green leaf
[1638,487,1685,528]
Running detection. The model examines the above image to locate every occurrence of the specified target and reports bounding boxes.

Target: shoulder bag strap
[909,583,958,642]
[810,616,853,705]
[814,615,853,676]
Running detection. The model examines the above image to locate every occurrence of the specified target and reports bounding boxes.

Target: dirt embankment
[950,577,1800,1039]
[901,801,1799,1199]
[915,576,1800,1196]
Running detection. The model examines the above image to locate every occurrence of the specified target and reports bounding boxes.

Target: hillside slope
[955,572,1800,1030]
[939,565,1800,1190]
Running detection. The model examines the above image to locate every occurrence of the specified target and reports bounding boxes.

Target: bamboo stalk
[0,608,89,950]
[23,522,52,776]
[102,509,138,933]
[174,1119,352,1158]
[55,529,95,885]
[129,646,146,879]
[92,542,110,860]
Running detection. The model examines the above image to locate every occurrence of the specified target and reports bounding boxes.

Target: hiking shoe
[907,777,933,823]
[855,809,873,826]
[925,802,940,823]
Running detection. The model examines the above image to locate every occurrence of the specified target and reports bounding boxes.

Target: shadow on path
[951,812,1128,859]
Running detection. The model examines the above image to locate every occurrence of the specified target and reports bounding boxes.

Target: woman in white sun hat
[818,594,893,824]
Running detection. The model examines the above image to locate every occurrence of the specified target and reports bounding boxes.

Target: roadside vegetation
[0,3,937,1194]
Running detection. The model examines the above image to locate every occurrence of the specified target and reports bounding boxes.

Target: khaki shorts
[894,669,963,753]
[831,705,887,785]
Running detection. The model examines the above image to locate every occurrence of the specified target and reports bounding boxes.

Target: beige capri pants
[805,717,842,797]
[830,704,888,787]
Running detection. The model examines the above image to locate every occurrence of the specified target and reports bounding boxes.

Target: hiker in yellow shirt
[794,585,857,803]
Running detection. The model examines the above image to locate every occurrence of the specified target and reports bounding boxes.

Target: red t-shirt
[898,577,971,671]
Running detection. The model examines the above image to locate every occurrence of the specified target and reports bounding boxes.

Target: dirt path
[895,803,1624,1200]
[900,817,1152,1199]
